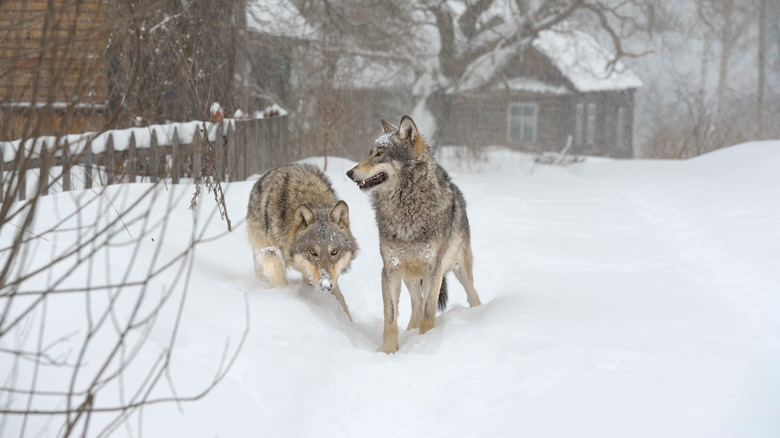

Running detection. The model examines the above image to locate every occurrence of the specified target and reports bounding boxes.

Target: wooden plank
[226,122,237,182]
[84,138,93,189]
[150,130,159,183]
[105,133,114,185]
[214,122,225,181]
[0,144,5,203]
[238,121,247,180]
[18,148,27,201]
[38,141,49,196]
[171,127,180,184]
[127,131,137,183]
[62,138,71,192]
[192,126,203,179]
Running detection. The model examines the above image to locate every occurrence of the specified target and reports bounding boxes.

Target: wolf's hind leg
[403,279,422,331]
[261,247,287,288]
[420,269,445,335]
[455,246,482,307]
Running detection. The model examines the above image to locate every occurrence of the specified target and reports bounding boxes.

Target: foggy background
[1,0,777,159]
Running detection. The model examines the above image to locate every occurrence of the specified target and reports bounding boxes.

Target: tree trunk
[715,0,734,130]
[696,38,711,156]
[757,0,766,139]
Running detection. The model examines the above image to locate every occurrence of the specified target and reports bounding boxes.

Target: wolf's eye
[309,249,318,257]
[331,249,339,256]
[375,149,384,157]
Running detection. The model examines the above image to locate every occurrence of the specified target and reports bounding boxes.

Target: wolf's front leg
[420,269,445,334]
[380,266,402,353]
[260,247,287,288]
[330,284,353,322]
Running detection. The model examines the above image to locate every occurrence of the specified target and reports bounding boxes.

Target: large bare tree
[413,0,666,145]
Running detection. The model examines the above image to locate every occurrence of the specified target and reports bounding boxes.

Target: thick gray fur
[347,115,482,353]
[247,163,358,320]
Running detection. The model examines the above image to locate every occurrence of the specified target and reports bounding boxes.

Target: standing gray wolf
[346,115,482,353]
[247,164,358,320]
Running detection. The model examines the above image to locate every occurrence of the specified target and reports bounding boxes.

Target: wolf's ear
[293,204,315,234]
[398,115,425,156]
[397,115,417,142]
[330,200,350,230]
[381,119,397,134]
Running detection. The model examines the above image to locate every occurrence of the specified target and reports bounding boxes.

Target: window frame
[506,102,539,143]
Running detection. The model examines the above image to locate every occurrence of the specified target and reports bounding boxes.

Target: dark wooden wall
[0,0,108,140]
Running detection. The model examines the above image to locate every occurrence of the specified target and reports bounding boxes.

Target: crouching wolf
[347,115,482,353]
[247,164,358,320]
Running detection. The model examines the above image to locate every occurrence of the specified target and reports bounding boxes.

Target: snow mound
[3,141,779,437]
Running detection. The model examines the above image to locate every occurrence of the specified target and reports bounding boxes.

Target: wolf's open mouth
[357,172,387,190]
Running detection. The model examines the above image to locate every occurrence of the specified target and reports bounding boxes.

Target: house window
[586,103,596,146]
[616,106,625,150]
[575,103,584,146]
[507,103,537,142]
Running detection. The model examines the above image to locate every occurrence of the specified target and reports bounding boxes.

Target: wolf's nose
[346,169,354,180]
[319,278,333,292]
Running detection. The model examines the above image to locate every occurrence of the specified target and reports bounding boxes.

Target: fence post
[150,130,159,183]
[18,144,27,201]
[105,133,114,186]
[280,117,289,163]
[62,138,71,192]
[0,144,5,203]
[128,132,137,183]
[215,122,225,181]
[84,138,93,189]
[264,118,273,170]
[238,122,247,180]
[172,127,180,184]
[192,125,203,178]
[226,122,237,182]
[39,141,49,196]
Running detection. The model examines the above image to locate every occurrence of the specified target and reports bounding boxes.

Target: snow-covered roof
[246,0,317,40]
[532,29,642,92]
[451,25,641,95]
[493,77,570,95]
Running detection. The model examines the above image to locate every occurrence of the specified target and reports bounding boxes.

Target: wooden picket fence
[0,116,290,202]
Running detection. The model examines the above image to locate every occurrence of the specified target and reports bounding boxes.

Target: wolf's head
[346,115,428,192]
[289,200,358,292]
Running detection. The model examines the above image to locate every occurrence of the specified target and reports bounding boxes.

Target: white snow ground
[2,141,779,437]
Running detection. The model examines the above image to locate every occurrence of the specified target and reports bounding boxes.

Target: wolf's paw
[379,341,399,354]
[267,276,288,289]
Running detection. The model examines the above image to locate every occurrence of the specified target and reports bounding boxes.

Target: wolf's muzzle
[318,270,333,292]
[347,170,387,190]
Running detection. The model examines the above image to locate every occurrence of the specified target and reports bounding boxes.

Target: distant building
[434,29,642,158]
[0,0,108,140]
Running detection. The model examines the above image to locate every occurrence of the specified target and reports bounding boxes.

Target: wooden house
[434,29,641,158]
[0,0,108,140]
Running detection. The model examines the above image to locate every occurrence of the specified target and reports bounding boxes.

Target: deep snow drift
[2,142,779,437]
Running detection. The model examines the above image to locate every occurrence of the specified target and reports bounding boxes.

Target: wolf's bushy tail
[438,275,448,312]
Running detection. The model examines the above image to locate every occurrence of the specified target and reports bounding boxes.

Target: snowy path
[2,142,779,437]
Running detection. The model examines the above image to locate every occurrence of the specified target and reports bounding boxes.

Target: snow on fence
[0,115,289,201]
